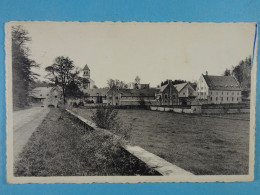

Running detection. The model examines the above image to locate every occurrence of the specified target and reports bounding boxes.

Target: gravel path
[13,107,50,161]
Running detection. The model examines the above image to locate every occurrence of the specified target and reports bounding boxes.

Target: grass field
[14,108,159,176]
[73,107,250,175]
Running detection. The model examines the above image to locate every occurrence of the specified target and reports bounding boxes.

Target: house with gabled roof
[174,82,197,105]
[155,81,179,106]
[28,86,61,107]
[196,72,242,104]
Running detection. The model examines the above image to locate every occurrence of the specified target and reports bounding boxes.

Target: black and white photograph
[5,21,257,183]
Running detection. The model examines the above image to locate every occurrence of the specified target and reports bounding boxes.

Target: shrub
[91,105,118,129]
[78,102,84,107]
[91,106,132,140]
[72,102,78,108]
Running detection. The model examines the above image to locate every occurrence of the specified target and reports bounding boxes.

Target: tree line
[223,56,251,97]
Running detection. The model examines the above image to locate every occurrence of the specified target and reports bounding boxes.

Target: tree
[232,56,251,93]
[107,79,127,89]
[223,69,231,76]
[12,25,39,109]
[45,56,80,104]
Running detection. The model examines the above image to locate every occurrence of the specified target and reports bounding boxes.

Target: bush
[72,102,78,108]
[91,106,118,129]
[91,106,132,140]
[78,102,84,107]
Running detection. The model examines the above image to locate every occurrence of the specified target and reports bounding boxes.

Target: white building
[196,72,242,104]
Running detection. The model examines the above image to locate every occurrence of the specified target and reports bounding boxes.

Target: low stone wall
[151,106,250,114]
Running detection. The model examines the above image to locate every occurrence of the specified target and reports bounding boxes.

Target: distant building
[155,81,179,106]
[196,72,242,104]
[28,87,61,107]
[107,87,158,106]
[82,88,109,104]
[126,82,150,89]
[174,83,197,105]
[82,64,95,89]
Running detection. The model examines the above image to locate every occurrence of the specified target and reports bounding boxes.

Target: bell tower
[83,64,90,89]
[83,64,90,79]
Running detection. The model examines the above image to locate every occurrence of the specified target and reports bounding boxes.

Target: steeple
[83,64,90,79]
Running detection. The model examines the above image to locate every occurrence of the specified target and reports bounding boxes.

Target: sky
[11,22,256,88]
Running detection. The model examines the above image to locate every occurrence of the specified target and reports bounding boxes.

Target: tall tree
[12,25,39,109]
[223,68,231,76]
[232,56,251,90]
[45,56,80,104]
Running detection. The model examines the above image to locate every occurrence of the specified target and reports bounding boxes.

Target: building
[196,72,242,104]
[126,82,150,89]
[174,82,197,105]
[82,64,95,89]
[155,81,179,106]
[82,88,109,104]
[107,87,158,106]
[28,86,61,107]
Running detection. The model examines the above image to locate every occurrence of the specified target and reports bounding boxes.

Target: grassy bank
[72,107,249,175]
[14,108,159,176]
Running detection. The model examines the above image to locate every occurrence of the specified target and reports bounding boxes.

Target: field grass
[14,108,159,176]
[202,113,250,120]
[73,107,250,175]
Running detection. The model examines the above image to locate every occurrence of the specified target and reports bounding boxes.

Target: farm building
[28,86,61,107]
[155,81,179,106]
[174,82,197,105]
[196,72,242,104]
[82,88,109,104]
[107,87,158,106]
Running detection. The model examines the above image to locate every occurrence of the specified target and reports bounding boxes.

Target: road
[13,107,50,161]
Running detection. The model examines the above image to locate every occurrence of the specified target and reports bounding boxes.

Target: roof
[110,88,159,97]
[83,88,109,96]
[203,75,241,91]
[173,83,188,92]
[83,64,90,71]
[29,87,52,99]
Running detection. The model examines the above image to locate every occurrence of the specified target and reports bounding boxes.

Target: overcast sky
[13,22,256,87]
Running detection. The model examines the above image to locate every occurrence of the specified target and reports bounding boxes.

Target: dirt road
[13,107,50,161]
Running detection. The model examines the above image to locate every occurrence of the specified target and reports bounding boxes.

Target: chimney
[168,80,172,84]
[206,71,208,75]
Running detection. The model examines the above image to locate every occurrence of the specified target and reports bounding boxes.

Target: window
[237,97,239,101]
[216,92,218,95]
[164,94,168,99]
[232,97,234,101]
[40,94,42,96]
[183,92,185,95]
[201,87,203,90]
[211,91,212,95]
[216,97,218,101]
[232,92,234,95]
[221,97,223,101]
[109,96,112,100]
[211,97,212,101]
[227,97,229,101]
[237,92,239,95]
[47,94,49,96]
[55,96,57,98]
[222,91,223,95]
[227,92,229,95]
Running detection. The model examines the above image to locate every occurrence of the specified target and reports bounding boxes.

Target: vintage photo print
[5,21,257,183]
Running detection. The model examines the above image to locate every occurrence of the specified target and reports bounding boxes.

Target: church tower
[83,64,90,89]
[83,64,90,79]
